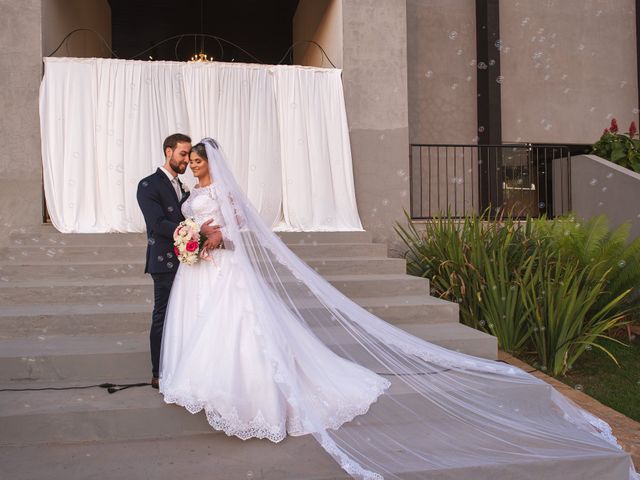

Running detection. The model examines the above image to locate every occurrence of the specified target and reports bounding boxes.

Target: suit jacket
[136,168,190,274]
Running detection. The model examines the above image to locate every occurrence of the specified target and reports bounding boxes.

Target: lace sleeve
[228,193,246,228]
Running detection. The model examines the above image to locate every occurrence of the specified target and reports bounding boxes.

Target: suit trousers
[150,272,177,377]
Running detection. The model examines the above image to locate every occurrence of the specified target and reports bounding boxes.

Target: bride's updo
[191,142,208,161]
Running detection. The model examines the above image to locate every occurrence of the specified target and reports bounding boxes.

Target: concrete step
[0,294,458,338]
[0,256,407,281]
[0,323,495,384]
[0,242,389,264]
[0,274,430,305]
[8,226,373,246]
[0,376,543,445]
[0,433,350,480]
[0,376,630,480]
[0,429,629,480]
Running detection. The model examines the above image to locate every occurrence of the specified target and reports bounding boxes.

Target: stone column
[0,0,43,242]
[341,0,410,251]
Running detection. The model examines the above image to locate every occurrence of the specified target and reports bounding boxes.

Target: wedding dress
[160,182,390,442]
[159,139,638,480]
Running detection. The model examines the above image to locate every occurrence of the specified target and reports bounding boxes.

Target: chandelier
[189,0,211,63]
[189,51,212,63]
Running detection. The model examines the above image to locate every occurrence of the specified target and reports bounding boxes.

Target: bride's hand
[203,231,223,250]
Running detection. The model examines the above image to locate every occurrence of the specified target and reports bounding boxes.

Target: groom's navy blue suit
[136,168,189,378]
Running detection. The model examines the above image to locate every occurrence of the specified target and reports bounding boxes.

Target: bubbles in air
[448,31,458,40]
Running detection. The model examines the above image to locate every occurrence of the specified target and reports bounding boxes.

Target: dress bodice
[181,184,226,228]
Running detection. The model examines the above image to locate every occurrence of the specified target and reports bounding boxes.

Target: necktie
[171,177,181,199]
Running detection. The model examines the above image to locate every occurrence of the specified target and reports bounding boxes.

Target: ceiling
[107,0,300,64]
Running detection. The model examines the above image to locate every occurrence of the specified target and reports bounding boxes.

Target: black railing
[409,143,588,219]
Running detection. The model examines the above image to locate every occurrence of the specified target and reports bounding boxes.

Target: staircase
[2,227,629,479]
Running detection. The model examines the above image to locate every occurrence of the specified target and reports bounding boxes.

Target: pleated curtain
[39,57,363,233]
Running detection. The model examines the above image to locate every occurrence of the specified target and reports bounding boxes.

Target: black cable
[46,28,117,58]
[0,382,150,394]
[277,40,337,68]
[47,29,336,68]
[128,34,245,63]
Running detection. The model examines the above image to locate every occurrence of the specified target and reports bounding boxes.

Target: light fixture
[190,52,212,62]
[189,0,212,62]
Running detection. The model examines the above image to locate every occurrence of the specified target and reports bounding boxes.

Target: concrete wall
[570,154,640,240]
[42,0,111,58]
[293,0,343,68]
[406,0,478,145]
[0,0,43,242]
[406,0,479,217]
[340,0,410,252]
[500,0,639,144]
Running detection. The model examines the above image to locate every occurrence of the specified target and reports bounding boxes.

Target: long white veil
[202,138,638,480]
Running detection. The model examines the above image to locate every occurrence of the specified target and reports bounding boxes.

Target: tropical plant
[592,117,640,172]
[519,253,631,376]
[396,210,640,376]
[532,214,640,318]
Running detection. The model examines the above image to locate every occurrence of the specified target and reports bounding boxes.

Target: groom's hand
[200,219,221,237]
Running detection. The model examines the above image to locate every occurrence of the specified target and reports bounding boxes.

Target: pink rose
[186,241,198,252]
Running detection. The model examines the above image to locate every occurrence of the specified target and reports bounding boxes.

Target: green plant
[395,210,483,329]
[395,209,537,352]
[396,210,639,376]
[520,253,631,376]
[532,214,640,318]
[592,118,640,172]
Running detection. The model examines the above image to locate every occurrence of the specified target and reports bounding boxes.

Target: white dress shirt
[160,166,182,199]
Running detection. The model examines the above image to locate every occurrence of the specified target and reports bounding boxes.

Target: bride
[160,138,638,480]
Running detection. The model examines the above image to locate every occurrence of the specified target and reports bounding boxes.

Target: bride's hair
[191,142,208,161]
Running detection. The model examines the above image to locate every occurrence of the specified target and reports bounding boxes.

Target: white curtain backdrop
[39,57,363,233]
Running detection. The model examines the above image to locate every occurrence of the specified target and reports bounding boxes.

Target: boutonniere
[179,181,189,194]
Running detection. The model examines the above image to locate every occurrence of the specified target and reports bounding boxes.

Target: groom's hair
[163,133,192,156]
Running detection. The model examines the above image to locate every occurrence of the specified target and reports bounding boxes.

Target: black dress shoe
[151,377,159,389]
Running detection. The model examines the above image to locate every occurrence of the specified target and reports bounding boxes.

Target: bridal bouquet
[173,219,205,265]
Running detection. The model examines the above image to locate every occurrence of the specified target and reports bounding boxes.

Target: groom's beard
[169,160,187,175]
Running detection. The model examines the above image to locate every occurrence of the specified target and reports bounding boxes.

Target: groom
[136,133,221,389]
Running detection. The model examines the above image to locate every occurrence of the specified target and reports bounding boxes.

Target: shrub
[592,118,640,173]
[396,210,640,376]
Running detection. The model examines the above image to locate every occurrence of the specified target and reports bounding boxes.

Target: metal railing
[409,143,586,219]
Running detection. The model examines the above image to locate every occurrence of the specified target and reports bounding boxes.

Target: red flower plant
[603,128,610,135]
[186,241,199,252]
[629,121,637,138]
[610,118,619,133]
